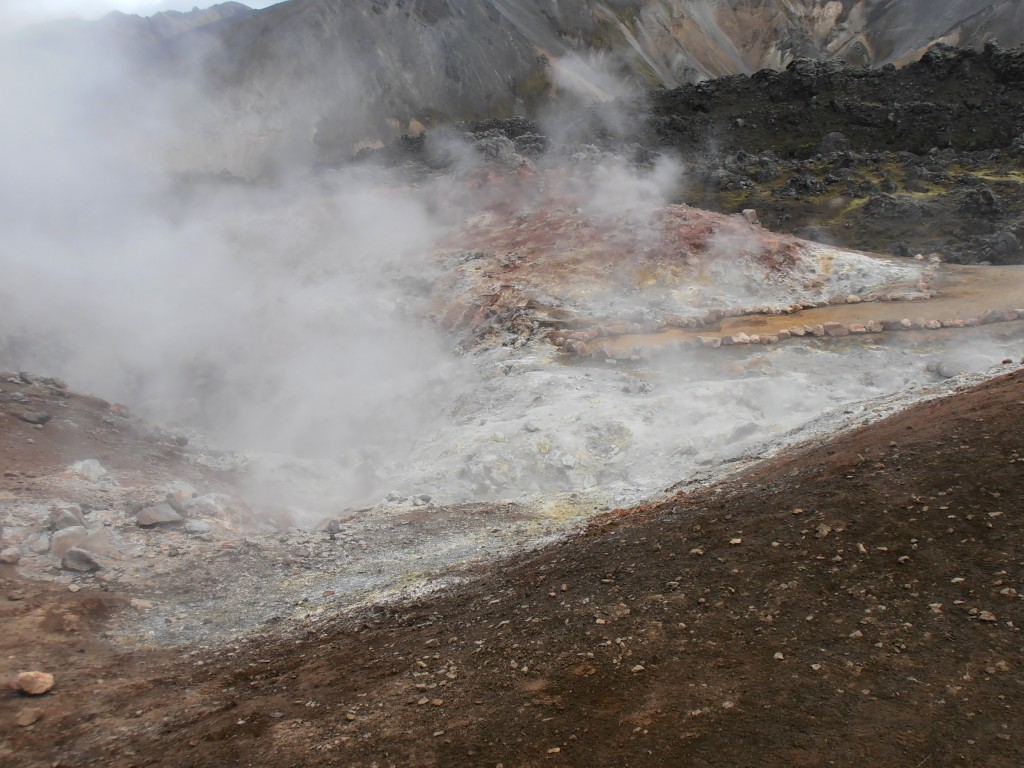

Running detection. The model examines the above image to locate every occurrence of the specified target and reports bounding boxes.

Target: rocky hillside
[15,1,1024,174]
[647,41,1024,264]
[371,41,1024,266]
[173,0,1024,166]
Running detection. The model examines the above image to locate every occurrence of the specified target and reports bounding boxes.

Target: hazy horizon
[1,0,279,33]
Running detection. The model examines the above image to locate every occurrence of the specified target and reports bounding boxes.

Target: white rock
[69,459,107,481]
[183,519,213,535]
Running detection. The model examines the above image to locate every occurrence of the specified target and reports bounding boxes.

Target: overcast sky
[1,1,278,32]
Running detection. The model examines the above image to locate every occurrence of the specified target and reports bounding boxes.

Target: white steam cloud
[2,14,1018,523]
[0,18,476,512]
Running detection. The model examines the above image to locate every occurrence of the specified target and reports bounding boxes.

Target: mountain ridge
[14,1,1024,175]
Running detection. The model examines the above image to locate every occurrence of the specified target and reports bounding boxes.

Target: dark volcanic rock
[388,42,1024,266]
[636,43,1024,265]
[647,43,1024,159]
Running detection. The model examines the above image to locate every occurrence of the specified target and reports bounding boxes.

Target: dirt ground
[1,364,1022,766]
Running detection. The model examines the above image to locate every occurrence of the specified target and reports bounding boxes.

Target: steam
[577,154,683,219]
[550,53,639,104]
[0,17,475,513]
[1,11,1019,523]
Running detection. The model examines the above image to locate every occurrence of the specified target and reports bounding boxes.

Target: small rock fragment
[51,526,88,558]
[183,519,213,535]
[17,707,44,726]
[62,547,101,572]
[136,503,183,528]
[16,671,54,695]
[69,459,107,481]
[0,547,20,565]
[49,503,86,531]
[17,410,51,425]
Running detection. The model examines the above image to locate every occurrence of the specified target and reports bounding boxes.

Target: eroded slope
[4,367,1022,767]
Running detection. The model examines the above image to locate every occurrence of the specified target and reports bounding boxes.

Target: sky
[1,0,278,32]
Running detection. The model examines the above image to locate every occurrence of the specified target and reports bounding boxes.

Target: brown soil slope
[4,367,1024,767]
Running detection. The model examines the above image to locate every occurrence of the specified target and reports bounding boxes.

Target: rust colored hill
[4,367,1023,766]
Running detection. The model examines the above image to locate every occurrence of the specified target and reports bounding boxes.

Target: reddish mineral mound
[430,169,1024,359]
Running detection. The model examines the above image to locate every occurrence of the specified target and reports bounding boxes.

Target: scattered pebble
[17,707,44,727]
[62,548,101,572]
[16,671,54,696]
